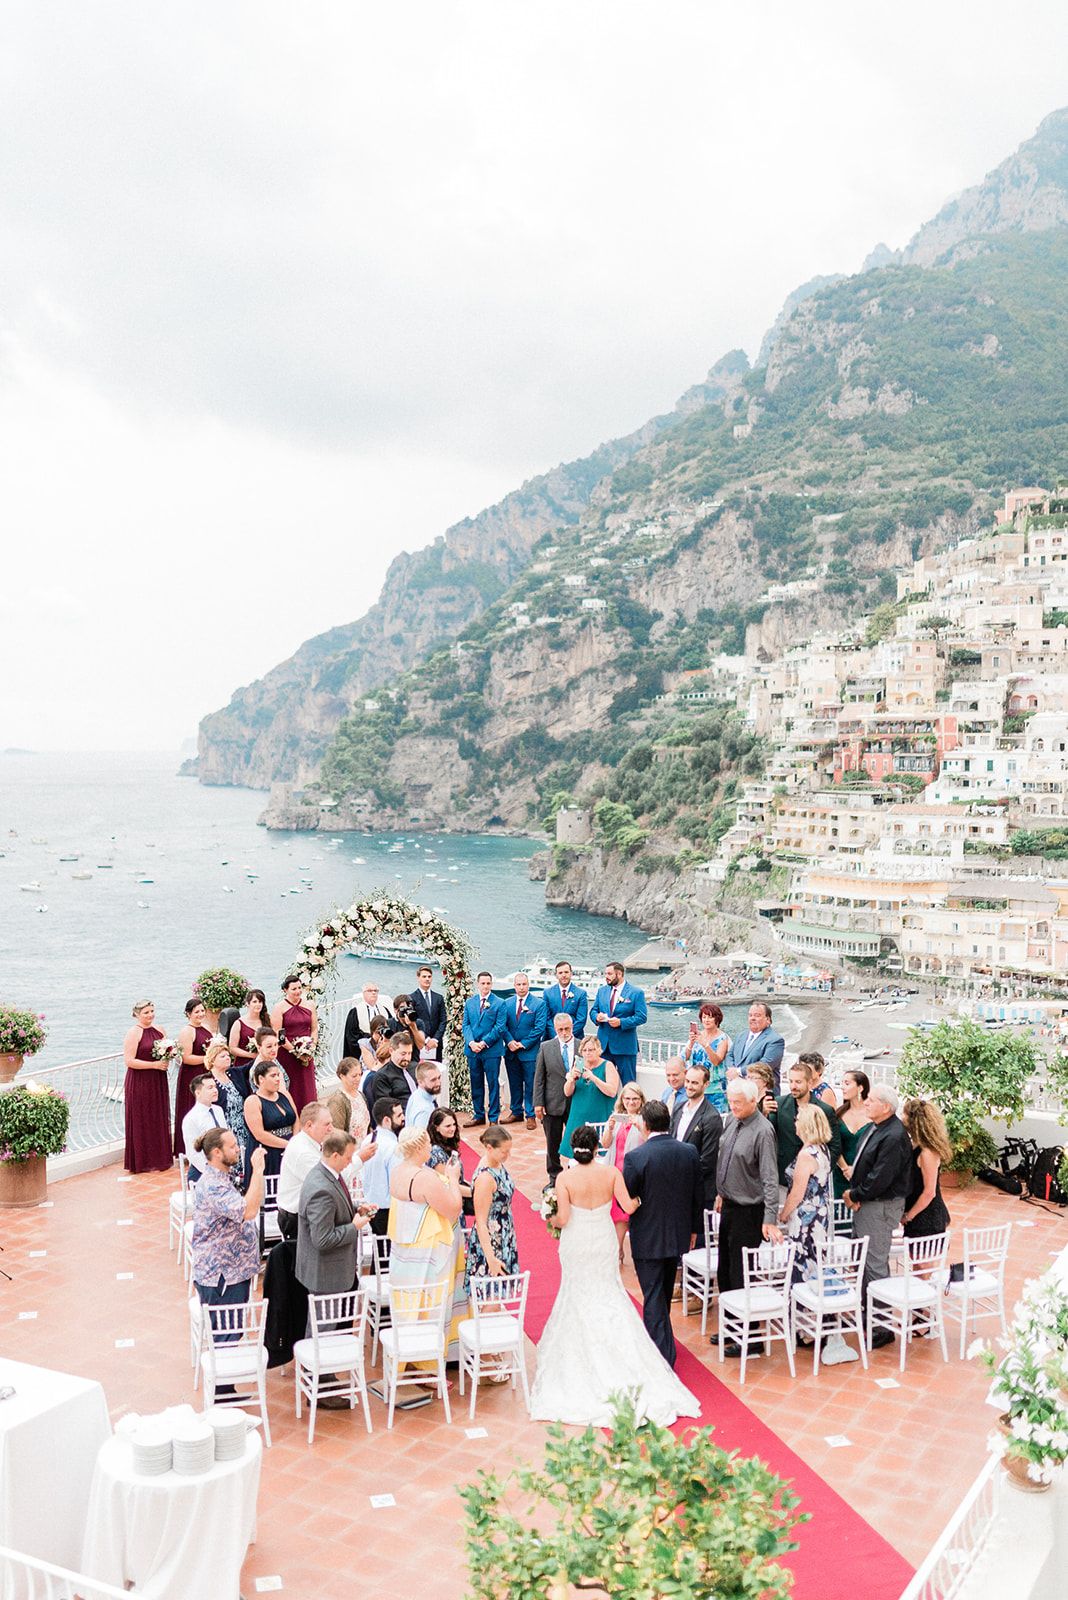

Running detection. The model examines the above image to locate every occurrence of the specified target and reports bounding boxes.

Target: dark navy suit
[409,985,447,1062]
[502,993,547,1119]
[462,995,507,1122]
[541,982,588,1041]
[591,980,648,1085]
[622,1134,702,1366]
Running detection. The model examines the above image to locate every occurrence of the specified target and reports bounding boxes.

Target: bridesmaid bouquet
[150,1038,181,1064]
[287,1034,315,1061]
[539,1191,561,1239]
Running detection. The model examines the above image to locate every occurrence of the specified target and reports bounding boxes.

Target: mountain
[194,107,1068,818]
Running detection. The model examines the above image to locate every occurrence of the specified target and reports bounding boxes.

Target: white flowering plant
[1014,1275,1068,1350]
[980,1340,1068,1485]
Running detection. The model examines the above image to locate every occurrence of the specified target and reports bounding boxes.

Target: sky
[2,1,1066,752]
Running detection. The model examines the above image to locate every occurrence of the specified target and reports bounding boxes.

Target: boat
[19,882,42,892]
[351,857,366,865]
[96,864,113,870]
[648,996,704,1010]
[59,854,79,862]
[138,876,154,885]
[491,958,601,995]
[35,904,48,913]
[72,871,92,880]
[357,938,434,965]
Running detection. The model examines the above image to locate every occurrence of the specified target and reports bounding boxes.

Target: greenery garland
[292,890,475,1113]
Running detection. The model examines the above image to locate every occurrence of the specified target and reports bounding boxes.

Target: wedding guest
[683,1003,730,1113]
[713,1078,781,1355]
[796,1051,839,1112]
[427,1107,473,1215]
[842,1085,914,1348]
[560,1036,620,1161]
[122,999,173,1174]
[191,1130,265,1349]
[722,1002,785,1094]
[174,998,213,1157]
[324,1056,371,1142]
[228,988,269,1073]
[357,1016,389,1075]
[602,1083,647,1262]
[375,1030,418,1108]
[747,1062,776,1116]
[342,982,396,1057]
[404,1060,442,1133]
[362,1098,405,1236]
[295,1131,371,1297]
[660,1057,687,1115]
[465,1126,519,1290]
[590,961,647,1086]
[901,1098,952,1239]
[770,1060,843,1191]
[462,972,506,1128]
[389,1125,466,1363]
[670,1064,723,1228]
[242,1059,297,1185]
[533,1013,578,1186]
[277,1101,333,1238]
[270,975,318,1113]
[833,1069,872,1199]
[502,972,547,1128]
[182,1074,227,1180]
[206,1040,250,1180]
[779,1103,834,1286]
[541,959,588,1042]
[409,965,446,1062]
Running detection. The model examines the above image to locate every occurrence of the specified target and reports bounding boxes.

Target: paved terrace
[2,1125,1065,1599]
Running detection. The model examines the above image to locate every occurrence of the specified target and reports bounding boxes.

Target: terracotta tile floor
[2,1130,1065,1599]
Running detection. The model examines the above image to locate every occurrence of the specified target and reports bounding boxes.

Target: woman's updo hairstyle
[570,1124,599,1165]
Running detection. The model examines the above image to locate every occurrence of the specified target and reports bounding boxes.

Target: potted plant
[979,1339,1068,1492]
[0,1006,48,1086]
[0,1081,70,1207]
[460,1395,807,1600]
[898,1019,1036,1183]
[191,968,249,1033]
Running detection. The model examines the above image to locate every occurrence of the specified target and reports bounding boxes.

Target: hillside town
[698,479,1068,997]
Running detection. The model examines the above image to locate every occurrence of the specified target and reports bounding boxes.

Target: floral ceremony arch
[292,890,475,1113]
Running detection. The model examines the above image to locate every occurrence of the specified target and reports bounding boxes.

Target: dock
[623,937,688,973]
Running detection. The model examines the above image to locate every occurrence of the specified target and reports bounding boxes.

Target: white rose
[312,977,325,990]
[321,936,334,949]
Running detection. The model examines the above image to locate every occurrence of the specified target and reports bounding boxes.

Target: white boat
[493,957,601,994]
[58,854,79,862]
[351,857,366,865]
[19,881,41,892]
[35,904,48,913]
[138,876,154,884]
[72,871,92,880]
[357,937,432,965]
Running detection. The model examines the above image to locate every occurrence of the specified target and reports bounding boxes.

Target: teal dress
[561,1063,614,1158]
[834,1119,872,1199]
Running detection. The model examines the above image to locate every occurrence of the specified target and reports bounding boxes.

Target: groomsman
[408,964,446,1061]
[462,972,506,1128]
[502,973,547,1128]
[591,960,647,1085]
[541,960,588,1041]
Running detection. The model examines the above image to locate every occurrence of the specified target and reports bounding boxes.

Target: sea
[0,751,742,1069]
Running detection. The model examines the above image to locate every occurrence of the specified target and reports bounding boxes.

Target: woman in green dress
[560,1036,621,1162]
[833,1068,872,1199]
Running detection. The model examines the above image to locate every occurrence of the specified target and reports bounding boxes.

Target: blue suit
[590,981,647,1085]
[462,995,507,1122]
[723,1027,786,1095]
[502,994,548,1119]
[542,982,588,1042]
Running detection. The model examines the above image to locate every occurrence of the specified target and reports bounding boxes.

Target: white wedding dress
[530,1202,701,1428]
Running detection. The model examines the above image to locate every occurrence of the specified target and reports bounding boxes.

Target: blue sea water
[0,751,715,1068]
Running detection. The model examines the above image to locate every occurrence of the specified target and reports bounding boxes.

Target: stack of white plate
[205,1407,248,1462]
[130,1421,173,1477]
[171,1419,215,1476]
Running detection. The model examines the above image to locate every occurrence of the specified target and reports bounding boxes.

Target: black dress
[902,1146,950,1238]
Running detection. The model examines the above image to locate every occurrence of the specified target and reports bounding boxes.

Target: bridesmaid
[205,1039,251,1181]
[833,1069,872,1199]
[601,1083,647,1263]
[122,1000,173,1173]
[270,975,318,1112]
[173,998,213,1157]
[242,1060,297,1185]
[228,988,268,1076]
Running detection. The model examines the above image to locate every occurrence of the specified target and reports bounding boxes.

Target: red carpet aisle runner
[481,1154,914,1600]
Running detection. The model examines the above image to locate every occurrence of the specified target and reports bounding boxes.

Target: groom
[623,1099,702,1367]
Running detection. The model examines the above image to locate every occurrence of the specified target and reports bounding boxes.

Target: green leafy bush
[0,1084,70,1163]
[898,1019,1038,1172]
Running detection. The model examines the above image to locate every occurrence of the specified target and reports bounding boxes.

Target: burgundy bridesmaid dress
[278,1002,316,1111]
[235,1018,257,1061]
[172,1023,213,1156]
[124,1025,173,1173]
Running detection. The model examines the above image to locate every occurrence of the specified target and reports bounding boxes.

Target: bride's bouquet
[539,1190,561,1239]
[150,1037,181,1064]
[285,1034,315,1062]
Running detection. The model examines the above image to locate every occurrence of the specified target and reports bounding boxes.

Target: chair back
[962,1222,1011,1285]
[259,1172,281,1251]
[903,1229,950,1289]
[203,1296,268,1353]
[831,1198,853,1237]
[742,1241,795,1302]
[309,1288,369,1355]
[812,1234,868,1303]
[702,1206,722,1243]
[470,1271,529,1344]
[177,1152,192,1198]
[372,1234,392,1287]
[390,1276,451,1334]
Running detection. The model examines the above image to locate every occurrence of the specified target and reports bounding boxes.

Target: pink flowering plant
[0,1083,69,1163]
[192,968,249,1012]
[0,1006,48,1057]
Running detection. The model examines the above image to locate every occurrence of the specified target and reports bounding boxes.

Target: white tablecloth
[0,1357,111,1569]
[81,1430,261,1600]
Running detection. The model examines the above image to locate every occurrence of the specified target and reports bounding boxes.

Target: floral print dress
[785,1143,832,1287]
[464,1163,519,1291]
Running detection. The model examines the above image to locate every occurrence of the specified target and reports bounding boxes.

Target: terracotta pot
[1002,1450,1052,1493]
[0,1052,24,1086]
[941,1168,973,1189]
[0,1155,47,1208]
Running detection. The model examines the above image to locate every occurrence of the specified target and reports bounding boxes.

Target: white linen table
[0,1357,111,1570]
[81,1430,261,1600]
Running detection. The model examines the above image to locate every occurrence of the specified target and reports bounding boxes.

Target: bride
[530,1123,701,1427]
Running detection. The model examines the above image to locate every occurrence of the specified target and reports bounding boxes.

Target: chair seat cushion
[719,1287,785,1315]
[380,1326,442,1362]
[793,1282,860,1311]
[170,1191,194,1215]
[868,1276,938,1307]
[293,1335,364,1369]
[940,1268,999,1296]
[682,1249,719,1279]
[203,1346,268,1380]
[458,1315,521,1353]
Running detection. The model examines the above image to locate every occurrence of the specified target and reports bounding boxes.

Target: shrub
[0,1084,70,1163]
[192,968,250,1012]
[0,1006,47,1057]
[898,1019,1037,1172]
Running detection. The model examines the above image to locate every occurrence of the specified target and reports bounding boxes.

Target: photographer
[384,992,426,1059]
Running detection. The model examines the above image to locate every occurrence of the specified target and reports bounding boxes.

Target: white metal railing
[897,1455,1000,1599]
[0,1544,134,1598]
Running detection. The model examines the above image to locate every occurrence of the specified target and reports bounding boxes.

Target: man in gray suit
[533,1012,578,1186]
[295,1130,371,1296]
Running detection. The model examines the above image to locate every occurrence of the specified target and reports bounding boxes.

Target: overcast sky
[2,1,1066,752]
